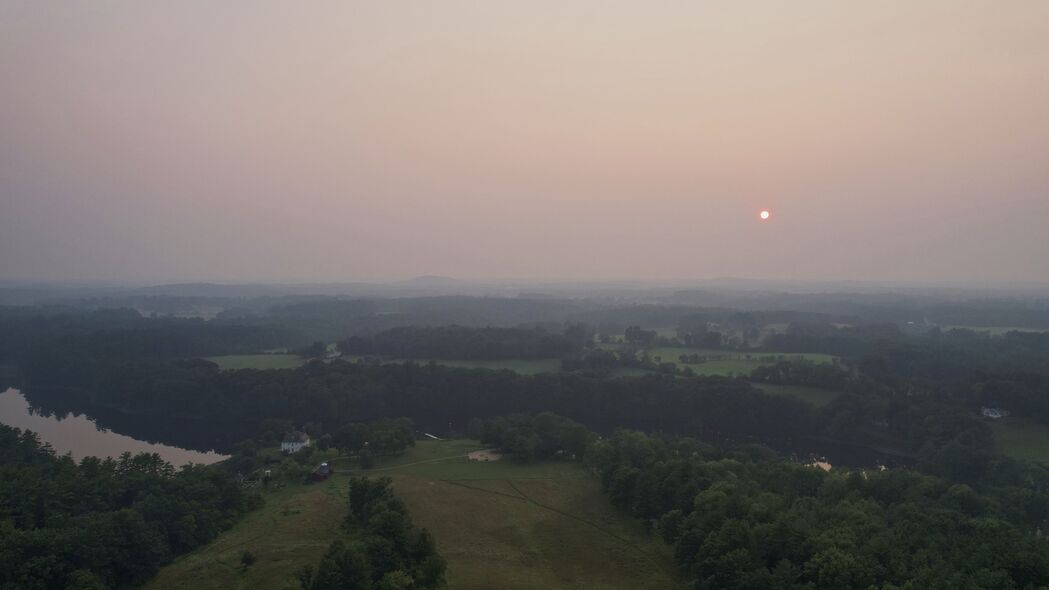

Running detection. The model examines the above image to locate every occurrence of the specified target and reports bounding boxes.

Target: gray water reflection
[0,388,227,466]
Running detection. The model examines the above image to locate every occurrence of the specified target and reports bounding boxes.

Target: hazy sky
[1,1,1047,284]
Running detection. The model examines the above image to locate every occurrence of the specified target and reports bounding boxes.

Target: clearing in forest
[351,440,682,590]
[150,440,681,589]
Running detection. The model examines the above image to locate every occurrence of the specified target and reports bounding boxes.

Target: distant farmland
[641,347,836,376]
[992,417,1049,464]
[341,355,563,375]
[205,354,305,370]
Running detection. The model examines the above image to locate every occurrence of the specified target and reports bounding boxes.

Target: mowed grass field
[351,440,682,590]
[945,325,1049,336]
[991,418,1049,464]
[150,440,681,590]
[206,354,305,370]
[342,355,563,375]
[644,347,836,376]
[145,476,347,590]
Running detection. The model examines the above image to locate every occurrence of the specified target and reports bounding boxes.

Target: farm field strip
[340,355,563,374]
[991,417,1049,464]
[205,354,305,370]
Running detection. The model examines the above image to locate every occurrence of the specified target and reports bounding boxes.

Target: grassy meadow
[148,440,681,590]
[644,347,836,376]
[144,476,347,590]
[205,346,837,378]
[945,325,1049,336]
[992,418,1049,464]
[341,355,563,375]
[358,440,681,590]
[206,354,306,370]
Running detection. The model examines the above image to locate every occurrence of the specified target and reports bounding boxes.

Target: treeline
[0,424,258,589]
[332,417,416,469]
[468,412,594,462]
[20,359,821,449]
[0,306,300,367]
[764,322,1049,378]
[338,324,588,360]
[589,429,1049,589]
[750,360,850,390]
[19,350,1023,486]
[299,477,445,590]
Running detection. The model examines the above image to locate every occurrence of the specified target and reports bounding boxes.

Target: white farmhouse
[281,431,311,453]
[981,407,1010,419]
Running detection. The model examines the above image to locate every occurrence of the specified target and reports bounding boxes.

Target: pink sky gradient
[1,1,1047,283]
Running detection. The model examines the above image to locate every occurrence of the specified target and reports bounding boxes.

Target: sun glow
[760,210,771,221]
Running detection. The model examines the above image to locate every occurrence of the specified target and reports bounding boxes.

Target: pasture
[151,440,681,590]
[644,347,836,376]
[206,354,305,370]
[342,355,563,375]
[362,440,682,590]
[144,476,347,590]
[945,325,1049,336]
[991,418,1049,464]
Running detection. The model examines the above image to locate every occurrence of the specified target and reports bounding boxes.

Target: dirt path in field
[467,449,502,462]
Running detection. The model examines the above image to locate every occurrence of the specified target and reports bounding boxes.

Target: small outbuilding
[981,407,1010,419]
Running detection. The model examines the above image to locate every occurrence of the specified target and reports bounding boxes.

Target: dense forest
[18,358,818,448]
[468,412,595,462]
[0,425,258,589]
[9,306,1049,487]
[6,300,1049,588]
[588,429,1049,589]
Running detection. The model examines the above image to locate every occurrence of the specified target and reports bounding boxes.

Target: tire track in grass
[439,478,663,566]
[503,480,658,562]
[439,478,528,500]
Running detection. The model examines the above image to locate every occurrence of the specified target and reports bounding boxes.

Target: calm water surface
[0,388,227,466]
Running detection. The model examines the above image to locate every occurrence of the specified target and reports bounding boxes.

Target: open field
[144,477,347,590]
[342,355,563,375]
[153,440,681,590]
[342,345,838,378]
[752,383,842,407]
[945,325,1049,336]
[358,440,682,590]
[644,347,836,376]
[992,418,1049,464]
[206,354,305,370]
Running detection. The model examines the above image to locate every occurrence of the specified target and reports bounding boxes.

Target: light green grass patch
[149,440,682,590]
[206,354,305,370]
[642,347,835,376]
[946,325,1049,336]
[145,477,347,590]
[992,418,1049,464]
[379,440,681,590]
[342,356,562,375]
[336,440,586,481]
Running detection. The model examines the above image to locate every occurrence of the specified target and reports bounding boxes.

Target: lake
[0,388,228,466]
